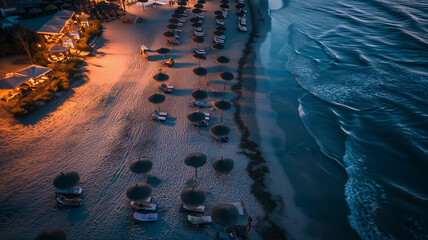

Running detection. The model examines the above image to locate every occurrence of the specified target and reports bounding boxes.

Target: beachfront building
[46,44,72,63]
[0,65,53,102]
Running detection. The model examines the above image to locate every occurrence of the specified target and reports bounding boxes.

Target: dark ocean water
[263,0,428,239]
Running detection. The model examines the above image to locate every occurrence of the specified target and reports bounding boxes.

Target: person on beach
[247,214,253,231]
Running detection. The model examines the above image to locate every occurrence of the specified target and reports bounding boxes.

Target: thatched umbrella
[174,9,184,14]
[126,183,152,201]
[192,22,202,28]
[36,228,66,240]
[44,4,58,12]
[190,17,201,23]
[191,89,208,101]
[236,3,245,9]
[213,30,225,36]
[216,26,227,31]
[177,1,187,6]
[221,0,229,3]
[194,3,203,9]
[60,3,72,9]
[214,100,232,122]
[212,43,224,58]
[219,71,234,94]
[53,171,80,190]
[184,152,207,180]
[236,11,246,17]
[192,8,202,14]
[214,10,222,15]
[212,157,234,175]
[163,31,175,38]
[216,56,230,72]
[39,1,50,8]
[53,0,63,6]
[171,13,181,18]
[215,15,225,20]
[129,157,153,175]
[180,188,206,207]
[156,47,170,60]
[198,0,206,4]
[220,4,230,9]
[28,8,43,14]
[148,93,165,111]
[193,67,208,88]
[166,24,178,30]
[192,53,206,67]
[152,72,169,82]
[187,111,206,124]
[212,203,239,227]
[192,36,204,50]
[177,6,187,11]
[210,124,230,138]
[168,18,179,24]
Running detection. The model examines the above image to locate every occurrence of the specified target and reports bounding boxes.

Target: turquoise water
[261,0,428,239]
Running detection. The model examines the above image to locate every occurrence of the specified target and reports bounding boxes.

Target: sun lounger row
[192,99,206,107]
[159,83,174,93]
[195,47,206,55]
[187,215,212,226]
[134,212,158,222]
[56,195,82,207]
[131,201,157,211]
[55,187,82,196]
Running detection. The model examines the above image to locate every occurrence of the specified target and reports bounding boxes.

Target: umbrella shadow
[173,62,197,68]
[146,176,162,187]
[171,88,193,96]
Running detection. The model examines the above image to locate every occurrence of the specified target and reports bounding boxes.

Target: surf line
[231,0,287,239]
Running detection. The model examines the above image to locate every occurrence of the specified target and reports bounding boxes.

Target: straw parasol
[184,152,207,180]
[219,71,234,94]
[214,100,232,122]
[44,4,58,11]
[152,72,169,82]
[215,15,225,20]
[191,36,204,50]
[192,53,206,67]
[214,10,222,15]
[177,6,187,11]
[36,228,67,240]
[171,13,181,18]
[216,26,227,31]
[60,3,72,9]
[210,124,230,138]
[236,3,245,9]
[129,157,153,174]
[220,4,229,9]
[168,18,179,24]
[180,188,206,207]
[138,0,148,11]
[177,1,187,6]
[126,183,152,201]
[163,31,175,38]
[198,0,206,4]
[193,67,208,88]
[192,22,202,28]
[187,111,206,126]
[213,30,225,36]
[212,203,239,227]
[156,47,170,60]
[53,171,80,190]
[221,0,229,3]
[216,56,230,72]
[166,24,178,30]
[192,8,202,14]
[212,43,224,58]
[190,17,201,23]
[28,8,43,14]
[212,157,234,175]
[191,89,208,100]
[148,93,165,111]
[194,3,203,8]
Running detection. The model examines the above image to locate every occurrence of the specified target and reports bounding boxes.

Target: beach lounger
[218,231,240,240]
[177,22,184,27]
[152,113,166,121]
[167,39,180,46]
[154,110,168,117]
[183,204,206,212]
[194,31,204,37]
[216,19,225,25]
[196,14,205,18]
[192,99,206,107]
[134,213,158,222]
[56,195,82,207]
[239,17,247,26]
[238,24,247,32]
[214,136,229,143]
[162,83,174,90]
[222,11,228,18]
[194,47,206,55]
[55,187,83,196]
[131,201,157,211]
[193,120,209,127]
[214,37,225,44]
[159,85,173,93]
[179,18,186,23]
[194,27,202,31]
[187,215,212,226]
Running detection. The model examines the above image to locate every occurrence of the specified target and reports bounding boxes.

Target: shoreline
[232,0,287,239]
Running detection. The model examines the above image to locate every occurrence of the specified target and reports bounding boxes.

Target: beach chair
[222,10,228,18]
[194,27,202,31]
[194,31,204,37]
[167,39,180,46]
[173,29,182,33]
[183,204,206,213]
[154,110,168,117]
[187,215,212,226]
[214,37,225,44]
[216,19,225,25]
[177,22,184,27]
[193,120,209,127]
[239,17,247,26]
[238,24,247,32]
[131,201,157,211]
[194,47,206,55]
[55,187,83,196]
[192,99,206,107]
[159,85,173,93]
[162,83,174,90]
[152,113,166,121]
[214,136,229,143]
[134,213,158,222]
[56,195,82,207]
[216,35,226,40]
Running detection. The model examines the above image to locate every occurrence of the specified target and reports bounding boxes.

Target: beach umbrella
[194,3,203,8]
[174,9,184,14]
[44,4,58,11]
[214,100,232,122]
[152,72,169,82]
[61,3,72,9]
[163,31,175,38]
[39,1,50,7]
[129,157,153,174]
[215,15,225,20]
[212,43,224,58]
[215,10,222,15]
[210,124,230,138]
[177,1,187,6]
[212,157,234,175]
[219,71,234,94]
[216,26,227,31]
[213,30,225,36]
[212,203,239,227]
[148,93,165,111]
[171,13,181,18]
[23,5,35,11]
[53,171,80,190]
[192,22,202,28]
[191,89,208,100]
[36,228,66,240]
[236,11,246,17]
[184,152,207,180]
[235,3,245,9]
[166,24,178,30]
[192,8,202,14]
[190,17,201,23]
[180,188,206,207]
[156,47,170,60]
[53,0,63,6]
[192,36,204,50]
[187,111,206,124]
[221,0,229,3]
[198,0,206,4]
[192,53,206,67]
[126,183,152,201]
[220,4,229,9]
[177,6,187,11]
[216,56,230,72]
[28,8,43,14]
[193,67,208,88]
[168,18,179,24]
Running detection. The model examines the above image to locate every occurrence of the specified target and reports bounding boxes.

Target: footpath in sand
[0,2,264,240]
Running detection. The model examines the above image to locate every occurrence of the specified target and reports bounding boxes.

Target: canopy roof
[16,65,52,79]
[0,75,30,89]
[37,10,74,35]
[47,44,68,53]
[77,13,90,21]
[53,10,75,19]
[38,24,64,35]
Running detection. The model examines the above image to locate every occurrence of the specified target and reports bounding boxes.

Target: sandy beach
[0,2,265,239]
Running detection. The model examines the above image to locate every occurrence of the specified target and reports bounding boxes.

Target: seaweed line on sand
[231,1,287,239]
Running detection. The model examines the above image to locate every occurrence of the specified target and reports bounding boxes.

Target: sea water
[259,0,428,239]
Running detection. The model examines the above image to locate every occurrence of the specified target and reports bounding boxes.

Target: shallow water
[260,0,428,238]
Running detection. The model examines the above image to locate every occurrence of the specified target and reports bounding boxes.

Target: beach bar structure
[46,44,72,63]
[0,65,53,102]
